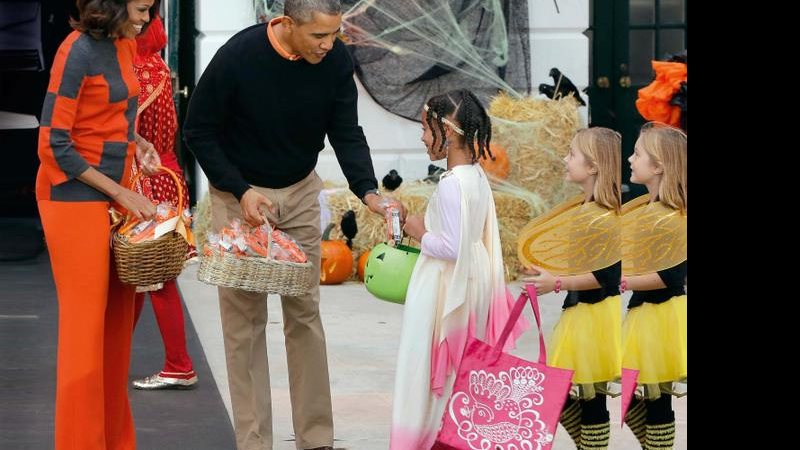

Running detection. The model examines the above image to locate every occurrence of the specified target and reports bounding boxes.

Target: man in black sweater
[183,2,399,449]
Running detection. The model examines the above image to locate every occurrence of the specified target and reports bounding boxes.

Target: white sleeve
[421,176,461,261]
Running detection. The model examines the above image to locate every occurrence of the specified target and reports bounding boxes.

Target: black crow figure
[341,210,358,249]
[538,67,586,106]
[423,164,447,183]
[382,169,403,191]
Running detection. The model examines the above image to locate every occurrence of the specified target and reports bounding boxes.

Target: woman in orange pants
[36,1,160,448]
[129,14,198,390]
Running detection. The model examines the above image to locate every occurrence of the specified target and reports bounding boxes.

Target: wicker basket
[197,251,314,296]
[113,166,189,286]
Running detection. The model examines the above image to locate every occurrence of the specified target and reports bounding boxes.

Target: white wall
[193,0,255,196]
[529,0,590,125]
[192,0,590,194]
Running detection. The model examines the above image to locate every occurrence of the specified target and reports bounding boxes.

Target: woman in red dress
[130,14,198,390]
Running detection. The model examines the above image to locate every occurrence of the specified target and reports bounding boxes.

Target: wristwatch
[361,188,381,205]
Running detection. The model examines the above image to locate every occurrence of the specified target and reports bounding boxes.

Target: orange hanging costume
[635,61,687,128]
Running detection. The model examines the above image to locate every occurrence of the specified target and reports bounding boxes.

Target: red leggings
[134,279,194,376]
[39,200,136,450]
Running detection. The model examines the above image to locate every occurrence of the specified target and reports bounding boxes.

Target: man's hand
[240,188,276,227]
[364,193,407,223]
[135,140,161,176]
[402,215,425,241]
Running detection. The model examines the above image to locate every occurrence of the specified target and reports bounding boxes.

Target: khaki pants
[210,171,332,450]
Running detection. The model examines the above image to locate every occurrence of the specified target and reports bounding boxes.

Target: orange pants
[39,200,136,450]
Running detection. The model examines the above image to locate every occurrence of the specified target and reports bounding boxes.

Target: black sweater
[561,261,622,309]
[183,24,377,200]
[627,261,687,308]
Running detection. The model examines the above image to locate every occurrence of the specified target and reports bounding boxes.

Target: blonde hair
[637,122,687,214]
[572,127,621,213]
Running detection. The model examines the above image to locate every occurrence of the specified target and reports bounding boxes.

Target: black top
[183,24,378,201]
[562,261,622,309]
[627,261,687,309]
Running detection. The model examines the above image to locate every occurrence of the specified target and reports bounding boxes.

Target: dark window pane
[660,0,686,23]
[630,0,655,25]
[660,29,686,59]
[629,30,655,84]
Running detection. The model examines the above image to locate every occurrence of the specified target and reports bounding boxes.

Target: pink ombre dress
[389,164,527,449]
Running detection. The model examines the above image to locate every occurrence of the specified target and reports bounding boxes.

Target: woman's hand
[114,189,157,221]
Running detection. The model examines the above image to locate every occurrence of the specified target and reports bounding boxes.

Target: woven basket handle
[120,165,183,235]
[261,213,273,259]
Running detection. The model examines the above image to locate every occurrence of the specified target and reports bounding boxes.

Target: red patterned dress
[129,16,197,384]
[132,44,195,260]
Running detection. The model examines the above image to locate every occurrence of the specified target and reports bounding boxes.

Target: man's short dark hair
[284,0,342,24]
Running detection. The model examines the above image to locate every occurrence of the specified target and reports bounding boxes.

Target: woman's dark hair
[71,0,161,40]
[424,89,493,163]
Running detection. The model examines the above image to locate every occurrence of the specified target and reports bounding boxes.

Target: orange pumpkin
[479,143,510,179]
[357,250,370,281]
[320,223,353,285]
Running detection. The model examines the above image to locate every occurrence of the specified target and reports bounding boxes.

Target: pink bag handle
[496,284,547,365]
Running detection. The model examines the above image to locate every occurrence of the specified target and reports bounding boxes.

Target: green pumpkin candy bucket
[364,242,420,304]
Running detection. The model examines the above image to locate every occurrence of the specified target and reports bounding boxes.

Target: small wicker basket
[112,166,189,286]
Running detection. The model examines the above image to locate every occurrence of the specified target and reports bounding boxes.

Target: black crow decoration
[382,169,403,191]
[538,67,586,106]
[341,210,358,249]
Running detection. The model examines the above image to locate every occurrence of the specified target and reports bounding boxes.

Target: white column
[529,0,590,126]
[192,0,255,196]
[316,78,431,185]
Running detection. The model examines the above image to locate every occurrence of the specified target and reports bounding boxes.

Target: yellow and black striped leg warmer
[560,398,583,448]
[645,421,675,449]
[579,394,610,450]
[624,398,647,448]
[580,421,610,449]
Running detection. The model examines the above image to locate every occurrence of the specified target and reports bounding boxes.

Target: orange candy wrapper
[119,203,186,243]
[270,229,307,263]
[204,219,307,263]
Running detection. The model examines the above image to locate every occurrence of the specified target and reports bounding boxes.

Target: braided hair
[424,89,493,163]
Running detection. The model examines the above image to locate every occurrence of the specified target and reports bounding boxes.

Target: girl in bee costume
[519,127,623,449]
[621,122,687,449]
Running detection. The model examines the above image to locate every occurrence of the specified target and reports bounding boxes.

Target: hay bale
[324,182,436,280]
[499,217,530,281]
[325,181,435,257]
[490,180,548,220]
[193,191,212,252]
[488,93,583,207]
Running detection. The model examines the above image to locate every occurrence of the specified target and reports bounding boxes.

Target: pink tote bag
[620,368,640,427]
[433,285,574,450]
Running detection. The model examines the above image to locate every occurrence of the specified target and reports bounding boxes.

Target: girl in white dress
[390,89,526,449]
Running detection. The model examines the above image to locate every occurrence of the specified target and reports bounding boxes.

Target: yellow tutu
[622,295,687,384]
[548,295,622,384]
